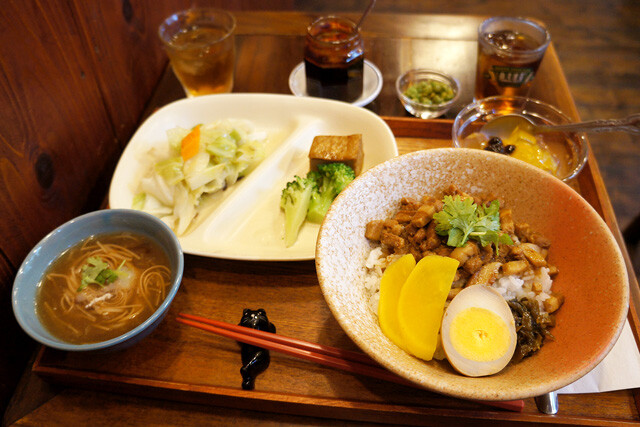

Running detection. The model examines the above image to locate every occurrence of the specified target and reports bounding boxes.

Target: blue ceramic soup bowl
[12,209,183,352]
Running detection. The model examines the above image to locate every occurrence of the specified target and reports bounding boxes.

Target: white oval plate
[109,94,397,261]
[288,60,383,107]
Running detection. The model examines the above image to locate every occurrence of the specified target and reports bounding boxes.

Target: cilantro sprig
[433,195,513,249]
[78,257,125,292]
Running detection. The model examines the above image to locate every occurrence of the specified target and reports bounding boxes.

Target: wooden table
[7,11,640,426]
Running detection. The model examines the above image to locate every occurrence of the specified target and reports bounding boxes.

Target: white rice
[364,249,553,315]
[363,247,400,314]
[493,267,552,307]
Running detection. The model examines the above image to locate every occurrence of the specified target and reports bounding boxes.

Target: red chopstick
[176,312,525,412]
[177,312,380,368]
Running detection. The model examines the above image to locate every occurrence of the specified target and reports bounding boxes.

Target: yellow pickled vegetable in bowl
[499,126,559,174]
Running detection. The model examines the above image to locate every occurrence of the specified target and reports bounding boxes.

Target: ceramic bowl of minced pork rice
[316,148,629,401]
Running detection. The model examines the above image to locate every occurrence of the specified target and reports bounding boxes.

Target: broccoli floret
[306,170,321,184]
[306,162,355,224]
[280,175,317,247]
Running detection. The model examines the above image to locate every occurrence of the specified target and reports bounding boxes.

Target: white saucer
[288,60,383,107]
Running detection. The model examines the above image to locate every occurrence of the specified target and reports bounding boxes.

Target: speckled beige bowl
[316,148,629,401]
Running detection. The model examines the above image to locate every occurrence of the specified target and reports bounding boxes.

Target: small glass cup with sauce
[304,16,364,103]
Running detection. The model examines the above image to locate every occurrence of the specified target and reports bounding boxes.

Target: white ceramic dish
[109,93,397,261]
[288,60,383,107]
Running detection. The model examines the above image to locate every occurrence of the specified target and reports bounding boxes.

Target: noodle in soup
[36,232,171,344]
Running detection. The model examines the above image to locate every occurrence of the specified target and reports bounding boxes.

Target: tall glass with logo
[474,17,550,100]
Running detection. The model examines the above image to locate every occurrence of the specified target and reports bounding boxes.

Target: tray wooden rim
[32,117,640,425]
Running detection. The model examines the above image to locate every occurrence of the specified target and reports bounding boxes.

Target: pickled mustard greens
[403,79,455,105]
[508,298,555,362]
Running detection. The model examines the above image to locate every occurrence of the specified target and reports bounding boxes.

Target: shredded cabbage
[133,119,267,235]
[154,157,184,185]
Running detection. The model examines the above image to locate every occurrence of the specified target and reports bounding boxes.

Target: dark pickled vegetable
[238,308,276,390]
[484,136,516,155]
[508,298,555,363]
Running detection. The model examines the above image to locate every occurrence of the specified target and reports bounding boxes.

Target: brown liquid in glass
[475,30,545,99]
[305,57,364,102]
[304,18,364,102]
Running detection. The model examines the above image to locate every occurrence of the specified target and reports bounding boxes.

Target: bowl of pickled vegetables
[452,96,588,182]
[396,69,459,119]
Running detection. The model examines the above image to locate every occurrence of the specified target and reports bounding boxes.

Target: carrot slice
[181,125,201,161]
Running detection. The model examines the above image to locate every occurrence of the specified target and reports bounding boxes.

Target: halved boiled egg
[441,285,516,377]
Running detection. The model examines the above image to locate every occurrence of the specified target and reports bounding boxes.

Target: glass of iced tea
[474,17,550,100]
[159,8,236,97]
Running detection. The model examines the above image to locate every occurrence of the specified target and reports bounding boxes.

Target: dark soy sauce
[305,57,364,102]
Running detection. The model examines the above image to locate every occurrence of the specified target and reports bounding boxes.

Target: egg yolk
[449,307,511,362]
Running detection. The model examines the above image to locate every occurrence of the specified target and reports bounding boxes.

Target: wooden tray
[33,118,640,425]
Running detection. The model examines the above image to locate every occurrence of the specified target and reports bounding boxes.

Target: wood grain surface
[0,0,190,413]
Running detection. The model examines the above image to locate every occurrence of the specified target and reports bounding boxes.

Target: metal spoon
[356,0,376,30]
[535,391,559,415]
[480,113,640,140]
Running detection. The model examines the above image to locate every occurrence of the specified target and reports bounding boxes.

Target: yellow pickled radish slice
[378,254,416,352]
[397,255,459,361]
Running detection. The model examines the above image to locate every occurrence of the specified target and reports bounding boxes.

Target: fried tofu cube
[309,134,363,175]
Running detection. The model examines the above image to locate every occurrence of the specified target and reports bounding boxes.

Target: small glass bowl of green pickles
[396,69,460,119]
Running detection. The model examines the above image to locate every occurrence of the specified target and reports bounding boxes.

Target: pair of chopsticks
[176,313,525,412]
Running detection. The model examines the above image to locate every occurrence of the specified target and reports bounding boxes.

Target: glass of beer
[474,17,550,100]
[159,8,236,97]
